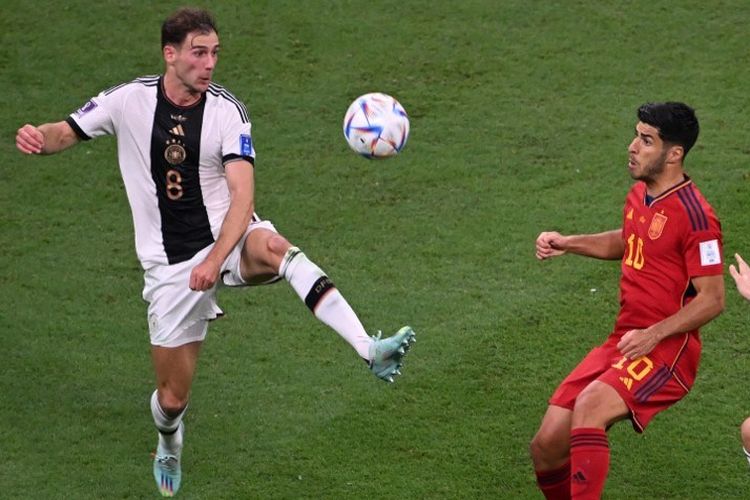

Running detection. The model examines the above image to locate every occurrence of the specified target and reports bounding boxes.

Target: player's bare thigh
[240,228,293,284]
[571,380,629,428]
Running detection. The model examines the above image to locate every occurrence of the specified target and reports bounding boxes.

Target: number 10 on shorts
[612,355,654,390]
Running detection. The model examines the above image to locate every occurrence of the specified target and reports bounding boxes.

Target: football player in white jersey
[15,7,415,497]
[730,253,750,469]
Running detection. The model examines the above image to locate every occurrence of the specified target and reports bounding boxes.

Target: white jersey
[66,75,255,268]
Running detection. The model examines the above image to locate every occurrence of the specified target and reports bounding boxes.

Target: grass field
[3,1,750,498]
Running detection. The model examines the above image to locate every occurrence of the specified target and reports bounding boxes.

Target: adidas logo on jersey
[169,124,185,137]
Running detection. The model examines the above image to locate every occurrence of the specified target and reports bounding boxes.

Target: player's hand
[617,328,659,360]
[536,231,567,260]
[16,124,44,154]
[729,253,750,301]
[189,258,221,291]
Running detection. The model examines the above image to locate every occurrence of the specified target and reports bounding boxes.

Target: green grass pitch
[2,1,750,498]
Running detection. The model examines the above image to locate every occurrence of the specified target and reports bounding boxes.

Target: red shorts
[549,332,700,432]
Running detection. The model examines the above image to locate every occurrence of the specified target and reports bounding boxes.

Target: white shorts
[143,219,277,347]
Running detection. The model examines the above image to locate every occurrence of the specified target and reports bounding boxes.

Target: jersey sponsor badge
[240,134,252,156]
[75,99,98,117]
[699,239,721,266]
[647,212,667,240]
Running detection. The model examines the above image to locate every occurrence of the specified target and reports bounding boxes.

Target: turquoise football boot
[368,326,416,382]
[153,422,183,497]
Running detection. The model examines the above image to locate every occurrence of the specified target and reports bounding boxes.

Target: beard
[630,149,668,183]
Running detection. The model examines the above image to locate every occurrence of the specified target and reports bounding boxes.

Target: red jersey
[550,176,723,431]
[614,176,723,351]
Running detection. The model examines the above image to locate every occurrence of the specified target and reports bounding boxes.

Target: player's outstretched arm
[729,253,750,302]
[536,229,623,261]
[16,121,80,155]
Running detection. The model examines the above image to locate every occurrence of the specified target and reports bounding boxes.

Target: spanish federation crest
[648,212,668,240]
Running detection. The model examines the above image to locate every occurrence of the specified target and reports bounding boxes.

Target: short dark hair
[161,7,218,48]
[637,102,699,157]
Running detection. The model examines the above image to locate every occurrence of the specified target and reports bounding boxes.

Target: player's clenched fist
[536,231,568,260]
[189,259,220,291]
[16,124,44,154]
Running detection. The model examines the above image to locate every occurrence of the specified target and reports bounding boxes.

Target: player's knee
[529,430,565,464]
[741,417,750,446]
[529,434,546,461]
[266,234,292,257]
[159,389,188,417]
[571,391,604,429]
[529,432,568,469]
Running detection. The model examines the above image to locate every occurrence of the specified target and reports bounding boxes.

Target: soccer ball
[343,93,409,158]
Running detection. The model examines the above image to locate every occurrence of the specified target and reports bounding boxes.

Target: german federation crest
[164,139,186,165]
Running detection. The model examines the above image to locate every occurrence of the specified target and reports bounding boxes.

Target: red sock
[570,428,609,500]
[535,461,571,500]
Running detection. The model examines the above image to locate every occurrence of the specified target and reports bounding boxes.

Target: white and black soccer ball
[343,92,409,159]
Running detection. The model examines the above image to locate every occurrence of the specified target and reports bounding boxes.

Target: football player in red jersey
[530,102,725,500]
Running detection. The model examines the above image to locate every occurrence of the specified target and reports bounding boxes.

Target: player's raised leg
[240,228,415,382]
[150,340,202,497]
[530,405,573,500]
[569,381,629,500]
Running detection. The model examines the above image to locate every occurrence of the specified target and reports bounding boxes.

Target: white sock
[744,447,750,467]
[150,390,186,455]
[279,247,373,359]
